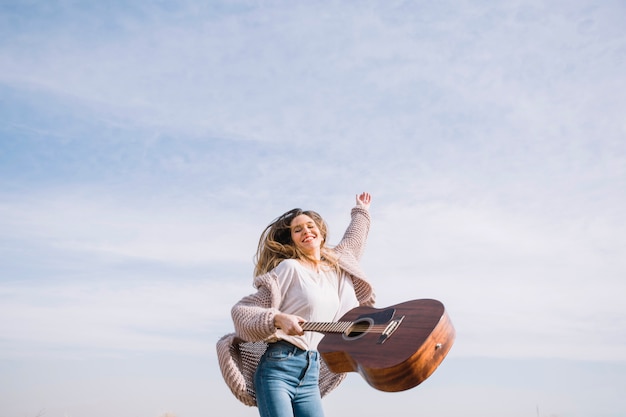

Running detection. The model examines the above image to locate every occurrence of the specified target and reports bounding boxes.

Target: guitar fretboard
[301,321,353,333]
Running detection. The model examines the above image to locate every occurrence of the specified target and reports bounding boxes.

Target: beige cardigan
[216,206,375,406]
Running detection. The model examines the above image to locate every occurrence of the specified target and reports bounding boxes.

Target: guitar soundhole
[342,318,373,341]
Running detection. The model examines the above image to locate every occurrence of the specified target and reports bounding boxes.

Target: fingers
[288,320,305,336]
[293,316,305,335]
[356,192,372,207]
[274,313,306,336]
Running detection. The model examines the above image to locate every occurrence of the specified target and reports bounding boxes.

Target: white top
[272,259,359,351]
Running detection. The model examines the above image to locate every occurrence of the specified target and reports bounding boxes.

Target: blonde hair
[254,208,338,276]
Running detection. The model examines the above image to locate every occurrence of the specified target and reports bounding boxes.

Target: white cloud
[0,275,248,359]
[364,199,626,360]
[2,0,621,149]
[0,188,263,266]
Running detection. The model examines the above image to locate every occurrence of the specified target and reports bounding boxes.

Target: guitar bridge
[377,315,405,344]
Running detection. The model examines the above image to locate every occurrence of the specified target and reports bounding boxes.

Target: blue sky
[1,1,625,416]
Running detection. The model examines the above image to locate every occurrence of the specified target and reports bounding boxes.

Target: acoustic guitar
[302,298,455,392]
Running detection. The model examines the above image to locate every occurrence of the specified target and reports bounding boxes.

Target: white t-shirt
[272,259,359,351]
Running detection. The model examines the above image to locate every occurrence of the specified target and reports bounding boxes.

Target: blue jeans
[254,341,324,417]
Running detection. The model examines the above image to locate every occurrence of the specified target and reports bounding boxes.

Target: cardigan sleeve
[231,274,282,342]
[333,205,375,307]
[334,206,371,261]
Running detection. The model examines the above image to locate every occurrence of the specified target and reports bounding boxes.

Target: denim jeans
[254,341,324,417]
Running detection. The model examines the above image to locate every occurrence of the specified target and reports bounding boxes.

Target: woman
[216,192,375,417]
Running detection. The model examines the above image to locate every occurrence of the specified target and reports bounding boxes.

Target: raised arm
[334,192,372,260]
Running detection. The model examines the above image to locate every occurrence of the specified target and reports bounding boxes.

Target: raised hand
[356,192,372,209]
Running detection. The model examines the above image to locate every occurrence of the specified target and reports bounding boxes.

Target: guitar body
[317,299,455,392]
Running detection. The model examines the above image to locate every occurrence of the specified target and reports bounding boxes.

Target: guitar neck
[301,321,353,334]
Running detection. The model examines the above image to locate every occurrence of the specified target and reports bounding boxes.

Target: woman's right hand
[274,312,305,336]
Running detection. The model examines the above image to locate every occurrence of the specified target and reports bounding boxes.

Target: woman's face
[290,214,324,256]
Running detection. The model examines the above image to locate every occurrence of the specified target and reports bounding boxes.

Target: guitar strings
[303,322,392,334]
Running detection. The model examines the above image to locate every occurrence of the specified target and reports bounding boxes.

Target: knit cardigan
[216,206,375,406]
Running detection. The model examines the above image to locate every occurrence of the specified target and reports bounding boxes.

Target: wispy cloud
[367,197,626,359]
[3,1,623,147]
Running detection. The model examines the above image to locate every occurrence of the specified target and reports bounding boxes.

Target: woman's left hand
[356,192,372,209]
